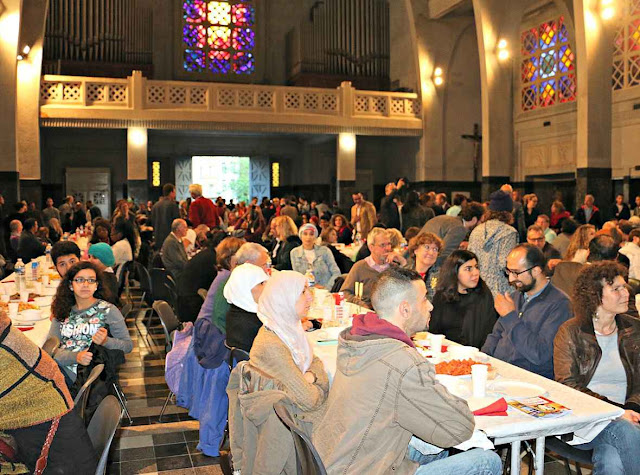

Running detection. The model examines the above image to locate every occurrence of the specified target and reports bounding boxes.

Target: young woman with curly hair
[48,261,132,382]
[564,224,596,262]
[554,261,640,474]
[430,250,498,348]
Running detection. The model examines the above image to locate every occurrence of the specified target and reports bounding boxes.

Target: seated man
[18,218,46,263]
[340,227,406,307]
[8,219,22,261]
[482,244,572,379]
[87,242,119,304]
[161,218,189,280]
[315,267,501,474]
[527,224,560,264]
[51,241,81,277]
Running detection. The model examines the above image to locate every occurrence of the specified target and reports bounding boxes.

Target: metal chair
[274,402,327,475]
[198,288,208,301]
[87,395,122,475]
[546,436,593,475]
[219,345,251,475]
[153,300,182,421]
[42,336,60,357]
[73,364,105,422]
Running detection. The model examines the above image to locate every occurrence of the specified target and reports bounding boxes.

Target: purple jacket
[194,269,231,369]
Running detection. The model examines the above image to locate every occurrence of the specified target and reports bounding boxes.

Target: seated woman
[554,261,640,475]
[291,223,341,289]
[271,216,301,271]
[224,263,269,352]
[110,218,135,278]
[406,232,443,301]
[320,226,353,274]
[430,250,498,348]
[49,261,133,383]
[90,218,111,245]
[0,312,97,474]
[228,271,329,472]
[331,214,353,245]
[48,217,63,244]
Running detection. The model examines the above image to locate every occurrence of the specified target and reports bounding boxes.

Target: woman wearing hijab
[290,223,341,289]
[252,270,329,415]
[224,263,269,352]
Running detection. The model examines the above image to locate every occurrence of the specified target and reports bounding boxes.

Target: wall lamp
[433,67,444,86]
[17,44,30,61]
[497,39,510,61]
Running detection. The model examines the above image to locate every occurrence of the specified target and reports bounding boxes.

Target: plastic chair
[546,436,593,475]
[274,402,327,475]
[87,395,122,475]
[42,336,60,357]
[198,288,208,301]
[73,364,105,422]
[150,267,174,303]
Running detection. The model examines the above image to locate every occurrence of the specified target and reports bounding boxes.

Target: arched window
[613,1,640,90]
[520,16,576,111]
[182,0,255,74]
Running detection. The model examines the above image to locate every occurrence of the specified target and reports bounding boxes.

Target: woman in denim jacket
[290,223,341,289]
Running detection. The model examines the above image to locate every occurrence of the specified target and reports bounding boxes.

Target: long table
[306,330,623,475]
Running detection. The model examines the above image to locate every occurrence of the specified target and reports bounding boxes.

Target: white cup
[41,274,50,287]
[1,295,9,303]
[471,364,489,398]
[429,334,445,354]
[19,291,29,303]
[8,302,19,318]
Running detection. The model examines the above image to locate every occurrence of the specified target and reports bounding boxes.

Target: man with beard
[481,244,572,379]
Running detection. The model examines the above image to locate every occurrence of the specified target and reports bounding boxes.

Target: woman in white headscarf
[224,263,269,352]
[250,270,329,416]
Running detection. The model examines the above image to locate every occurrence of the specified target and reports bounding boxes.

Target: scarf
[223,263,268,313]
[350,312,415,348]
[257,271,313,373]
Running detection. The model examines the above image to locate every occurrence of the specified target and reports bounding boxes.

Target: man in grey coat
[151,183,180,250]
[420,201,484,265]
[161,219,188,280]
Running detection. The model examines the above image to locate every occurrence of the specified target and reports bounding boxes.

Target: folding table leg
[535,437,546,475]
[511,440,521,474]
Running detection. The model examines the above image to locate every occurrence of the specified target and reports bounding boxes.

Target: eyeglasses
[72,277,97,285]
[420,245,440,254]
[528,237,545,242]
[503,266,535,278]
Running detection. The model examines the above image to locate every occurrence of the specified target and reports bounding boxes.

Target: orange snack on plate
[435,359,491,376]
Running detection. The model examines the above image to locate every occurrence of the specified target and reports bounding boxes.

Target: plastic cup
[8,302,19,319]
[472,364,489,398]
[41,274,50,287]
[1,295,9,303]
[19,291,29,303]
[429,334,445,354]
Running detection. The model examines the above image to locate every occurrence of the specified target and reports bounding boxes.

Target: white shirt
[111,239,133,267]
[304,249,315,265]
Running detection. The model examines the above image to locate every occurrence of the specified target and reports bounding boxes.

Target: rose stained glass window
[182,0,255,75]
[520,16,576,111]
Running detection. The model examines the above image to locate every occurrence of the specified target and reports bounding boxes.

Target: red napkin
[17,327,34,332]
[472,398,508,416]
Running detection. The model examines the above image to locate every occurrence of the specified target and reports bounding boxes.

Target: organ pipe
[44,0,152,65]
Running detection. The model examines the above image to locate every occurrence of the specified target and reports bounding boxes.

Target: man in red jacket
[188,184,220,228]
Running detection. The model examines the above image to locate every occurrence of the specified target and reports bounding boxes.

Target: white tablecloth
[2,271,56,348]
[306,332,623,450]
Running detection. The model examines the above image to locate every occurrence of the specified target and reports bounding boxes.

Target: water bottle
[45,244,52,267]
[355,232,362,246]
[31,261,40,282]
[305,265,316,288]
[15,259,25,292]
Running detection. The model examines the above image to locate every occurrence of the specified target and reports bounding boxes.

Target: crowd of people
[4,180,640,474]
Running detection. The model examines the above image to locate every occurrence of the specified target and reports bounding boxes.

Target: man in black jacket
[151,183,180,250]
[379,179,404,229]
[18,218,45,263]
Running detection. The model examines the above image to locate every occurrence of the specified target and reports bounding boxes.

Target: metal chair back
[73,364,106,422]
[152,300,181,351]
[87,395,122,475]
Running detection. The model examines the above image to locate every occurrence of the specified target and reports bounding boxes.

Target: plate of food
[15,308,47,323]
[0,301,40,313]
[435,359,497,379]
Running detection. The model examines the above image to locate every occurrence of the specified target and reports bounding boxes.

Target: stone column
[16,0,48,207]
[572,0,616,217]
[336,133,356,208]
[127,127,149,203]
[0,0,22,204]
[472,0,528,200]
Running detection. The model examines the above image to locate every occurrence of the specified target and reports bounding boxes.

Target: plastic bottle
[305,264,316,287]
[45,244,53,267]
[15,259,25,292]
[31,260,40,282]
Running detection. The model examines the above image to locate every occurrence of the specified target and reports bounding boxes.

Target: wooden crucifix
[461,123,482,183]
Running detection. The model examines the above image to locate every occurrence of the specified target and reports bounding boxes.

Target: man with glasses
[527,224,560,263]
[341,228,406,307]
[481,244,572,379]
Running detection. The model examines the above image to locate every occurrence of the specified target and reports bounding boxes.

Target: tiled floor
[106,308,222,475]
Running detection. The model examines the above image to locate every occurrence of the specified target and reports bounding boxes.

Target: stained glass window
[182,0,255,75]
[612,1,640,90]
[520,16,576,111]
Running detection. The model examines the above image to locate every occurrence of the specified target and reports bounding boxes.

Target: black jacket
[379,190,400,229]
[611,203,631,221]
[225,304,262,353]
[177,248,218,322]
[273,235,301,271]
[430,279,498,349]
[17,231,46,263]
